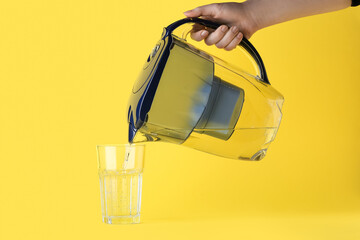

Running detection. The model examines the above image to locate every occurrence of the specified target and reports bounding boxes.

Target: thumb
[184,4,218,18]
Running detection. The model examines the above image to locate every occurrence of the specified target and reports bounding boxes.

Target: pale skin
[184,0,352,51]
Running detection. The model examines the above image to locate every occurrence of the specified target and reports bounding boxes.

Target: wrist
[239,0,264,38]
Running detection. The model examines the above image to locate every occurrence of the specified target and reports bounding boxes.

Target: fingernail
[236,32,243,38]
[201,30,208,37]
[184,10,192,14]
[231,26,239,33]
[221,25,227,32]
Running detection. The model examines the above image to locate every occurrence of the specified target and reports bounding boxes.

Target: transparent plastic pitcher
[127,18,284,160]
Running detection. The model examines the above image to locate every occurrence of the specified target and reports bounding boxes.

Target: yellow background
[0,0,359,239]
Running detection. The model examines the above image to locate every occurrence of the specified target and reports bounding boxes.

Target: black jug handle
[165,18,270,85]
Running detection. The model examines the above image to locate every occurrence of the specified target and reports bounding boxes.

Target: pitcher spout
[128,122,137,143]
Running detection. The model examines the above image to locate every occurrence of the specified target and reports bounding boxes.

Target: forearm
[246,0,352,31]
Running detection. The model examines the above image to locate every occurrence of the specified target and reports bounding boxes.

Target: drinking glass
[96,144,145,224]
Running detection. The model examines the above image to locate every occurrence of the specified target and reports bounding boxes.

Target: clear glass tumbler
[96,144,145,224]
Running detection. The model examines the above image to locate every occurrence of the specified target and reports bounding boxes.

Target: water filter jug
[127,18,284,160]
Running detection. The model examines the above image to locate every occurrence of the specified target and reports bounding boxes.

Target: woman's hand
[183,2,259,51]
[184,0,351,51]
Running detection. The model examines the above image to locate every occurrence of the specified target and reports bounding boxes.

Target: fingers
[204,25,228,46]
[215,26,239,49]
[189,23,209,41]
[184,3,220,18]
[190,29,209,41]
[189,24,244,51]
[224,32,243,51]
